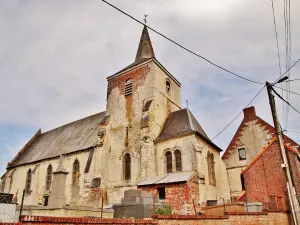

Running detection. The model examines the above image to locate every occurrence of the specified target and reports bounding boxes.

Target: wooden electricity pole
[266,81,298,225]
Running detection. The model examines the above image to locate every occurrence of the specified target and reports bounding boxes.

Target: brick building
[222,106,300,201]
[241,137,300,212]
[0,26,230,214]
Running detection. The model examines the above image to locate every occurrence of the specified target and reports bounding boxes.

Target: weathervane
[144,14,148,24]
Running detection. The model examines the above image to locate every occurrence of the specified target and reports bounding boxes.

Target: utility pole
[266,81,298,225]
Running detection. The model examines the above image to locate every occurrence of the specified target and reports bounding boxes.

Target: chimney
[243,106,256,121]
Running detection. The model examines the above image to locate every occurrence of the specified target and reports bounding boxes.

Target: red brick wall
[138,176,199,214]
[242,141,300,211]
[107,65,149,98]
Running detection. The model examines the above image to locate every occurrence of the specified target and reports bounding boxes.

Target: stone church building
[0,26,230,213]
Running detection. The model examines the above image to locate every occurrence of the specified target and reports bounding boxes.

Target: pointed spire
[135,25,155,62]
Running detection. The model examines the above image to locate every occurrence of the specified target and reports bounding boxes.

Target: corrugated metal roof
[9,111,106,167]
[137,171,196,186]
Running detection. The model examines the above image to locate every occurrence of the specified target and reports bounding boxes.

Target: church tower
[103,25,181,198]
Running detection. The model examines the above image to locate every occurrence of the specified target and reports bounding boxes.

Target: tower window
[125,79,133,96]
[124,153,131,181]
[238,148,246,160]
[166,79,171,93]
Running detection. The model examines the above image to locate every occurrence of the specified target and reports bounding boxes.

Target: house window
[207,152,216,186]
[157,187,166,200]
[125,79,133,96]
[45,165,53,191]
[174,150,182,171]
[124,153,131,181]
[90,178,101,188]
[25,169,32,194]
[238,148,246,160]
[166,79,171,93]
[207,200,217,206]
[241,174,245,190]
[73,159,80,186]
[165,151,172,173]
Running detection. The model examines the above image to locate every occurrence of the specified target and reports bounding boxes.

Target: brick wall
[0,212,290,225]
[242,140,300,211]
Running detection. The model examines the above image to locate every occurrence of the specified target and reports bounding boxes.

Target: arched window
[25,169,32,194]
[45,165,53,191]
[166,79,171,93]
[73,159,80,186]
[124,153,131,181]
[165,151,173,173]
[174,150,182,171]
[207,152,216,186]
[125,79,133,96]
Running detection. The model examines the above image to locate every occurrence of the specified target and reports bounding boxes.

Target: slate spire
[135,25,155,62]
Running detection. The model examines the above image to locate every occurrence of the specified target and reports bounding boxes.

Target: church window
[238,148,246,160]
[25,169,32,194]
[1,175,6,192]
[125,79,133,96]
[207,152,216,186]
[207,200,217,206]
[124,153,131,181]
[157,187,166,200]
[72,159,80,186]
[166,79,171,93]
[9,169,16,193]
[174,150,182,171]
[45,165,53,191]
[165,151,172,173]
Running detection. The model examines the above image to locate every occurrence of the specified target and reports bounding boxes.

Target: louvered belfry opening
[125,79,133,96]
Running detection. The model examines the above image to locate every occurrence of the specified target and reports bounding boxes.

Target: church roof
[8,111,106,168]
[135,25,155,63]
[156,108,222,152]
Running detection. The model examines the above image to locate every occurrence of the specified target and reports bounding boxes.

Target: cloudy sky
[0,0,300,176]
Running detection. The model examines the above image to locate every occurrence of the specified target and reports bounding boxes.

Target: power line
[271,86,300,114]
[200,85,266,149]
[270,0,282,75]
[274,86,300,96]
[272,58,300,84]
[101,0,265,85]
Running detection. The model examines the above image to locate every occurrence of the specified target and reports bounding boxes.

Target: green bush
[155,204,172,215]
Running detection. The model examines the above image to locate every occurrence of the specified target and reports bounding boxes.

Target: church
[0,25,230,214]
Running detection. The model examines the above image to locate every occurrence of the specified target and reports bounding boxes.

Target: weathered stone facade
[1,26,230,213]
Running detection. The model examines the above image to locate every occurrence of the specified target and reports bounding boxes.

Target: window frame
[174,150,182,172]
[165,151,173,173]
[124,153,131,181]
[72,159,80,186]
[157,187,166,200]
[45,164,53,191]
[238,148,246,161]
[25,169,32,194]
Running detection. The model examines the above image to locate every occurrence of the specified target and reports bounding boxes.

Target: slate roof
[8,111,106,168]
[137,171,196,186]
[156,108,222,151]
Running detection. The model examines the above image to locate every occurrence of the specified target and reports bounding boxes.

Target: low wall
[201,202,245,216]
[0,212,290,225]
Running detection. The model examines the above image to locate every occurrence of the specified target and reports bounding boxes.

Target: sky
[0,0,300,176]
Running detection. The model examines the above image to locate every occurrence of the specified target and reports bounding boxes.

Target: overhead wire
[101,0,300,149]
[101,0,265,85]
[271,86,300,114]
